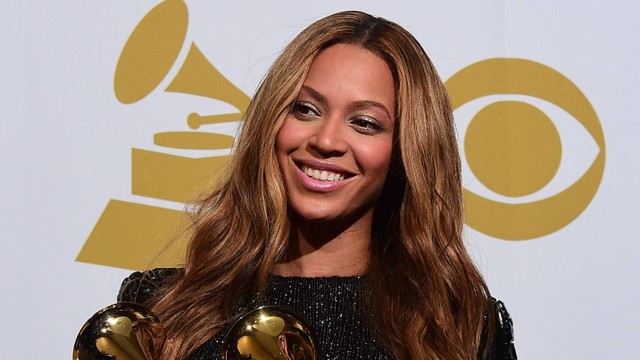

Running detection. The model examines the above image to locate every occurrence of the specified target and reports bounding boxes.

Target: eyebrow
[300,85,393,120]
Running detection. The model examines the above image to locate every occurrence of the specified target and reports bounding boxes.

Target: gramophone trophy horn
[73,303,164,360]
[74,304,318,360]
[222,306,318,360]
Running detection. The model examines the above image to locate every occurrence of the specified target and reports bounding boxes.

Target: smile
[291,160,356,192]
[301,166,346,181]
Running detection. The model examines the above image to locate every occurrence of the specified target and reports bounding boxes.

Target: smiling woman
[113,10,516,360]
[275,44,395,275]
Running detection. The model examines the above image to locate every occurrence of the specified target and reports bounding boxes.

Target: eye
[291,101,320,119]
[456,94,600,203]
[350,116,384,134]
[445,58,605,241]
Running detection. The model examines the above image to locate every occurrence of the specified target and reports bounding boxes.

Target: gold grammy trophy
[77,0,250,270]
[73,303,318,360]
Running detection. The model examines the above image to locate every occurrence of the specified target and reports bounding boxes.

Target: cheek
[275,122,292,164]
[275,116,306,179]
[358,138,394,175]
[275,116,301,154]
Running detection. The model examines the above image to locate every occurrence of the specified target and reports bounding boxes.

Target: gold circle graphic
[445,58,605,240]
[465,100,562,197]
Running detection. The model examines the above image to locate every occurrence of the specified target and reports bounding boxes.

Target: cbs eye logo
[445,58,605,240]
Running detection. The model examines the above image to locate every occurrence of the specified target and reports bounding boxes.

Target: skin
[274,44,396,277]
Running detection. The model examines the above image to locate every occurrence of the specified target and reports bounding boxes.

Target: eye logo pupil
[465,100,562,198]
[446,58,605,241]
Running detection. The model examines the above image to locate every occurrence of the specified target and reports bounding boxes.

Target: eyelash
[291,101,384,134]
[350,117,383,133]
[291,101,320,118]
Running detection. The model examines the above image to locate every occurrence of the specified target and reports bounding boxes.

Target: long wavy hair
[150,10,495,360]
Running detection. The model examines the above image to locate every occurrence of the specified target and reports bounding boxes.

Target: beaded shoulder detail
[492,299,517,360]
[117,268,182,306]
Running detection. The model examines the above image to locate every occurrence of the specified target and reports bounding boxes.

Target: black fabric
[118,269,517,359]
[491,299,517,360]
[117,268,180,305]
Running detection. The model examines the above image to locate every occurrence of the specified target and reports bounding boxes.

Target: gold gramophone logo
[446,58,605,240]
[77,0,250,270]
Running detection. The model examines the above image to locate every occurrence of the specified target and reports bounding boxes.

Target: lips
[292,160,355,192]
[301,165,346,181]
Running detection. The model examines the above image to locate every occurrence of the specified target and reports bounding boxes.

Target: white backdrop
[2,1,639,359]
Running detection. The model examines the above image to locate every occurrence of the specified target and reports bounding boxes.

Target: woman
[118,10,516,360]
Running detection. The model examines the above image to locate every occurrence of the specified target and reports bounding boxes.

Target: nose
[308,116,348,157]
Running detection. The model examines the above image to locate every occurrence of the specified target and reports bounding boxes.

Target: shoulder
[491,298,517,360]
[117,268,184,306]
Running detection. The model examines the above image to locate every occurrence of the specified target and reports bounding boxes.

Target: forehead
[302,44,395,115]
[306,43,390,80]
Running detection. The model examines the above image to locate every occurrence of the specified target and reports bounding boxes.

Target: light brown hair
[151,10,495,359]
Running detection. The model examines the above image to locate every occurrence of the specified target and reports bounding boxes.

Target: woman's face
[275,44,395,224]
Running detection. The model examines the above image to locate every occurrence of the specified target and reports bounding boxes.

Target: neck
[274,213,372,277]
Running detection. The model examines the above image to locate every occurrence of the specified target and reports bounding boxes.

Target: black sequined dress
[118,268,516,359]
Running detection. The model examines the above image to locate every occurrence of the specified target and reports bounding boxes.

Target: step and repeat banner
[2,1,638,358]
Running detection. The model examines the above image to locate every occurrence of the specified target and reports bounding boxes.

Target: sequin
[187,275,394,360]
[118,269,517,359]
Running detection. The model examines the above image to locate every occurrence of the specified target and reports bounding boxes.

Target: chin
[290,202,373,227]
[291,208,338,223]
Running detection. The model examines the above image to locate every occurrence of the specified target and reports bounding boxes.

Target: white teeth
[302,166,345,181]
